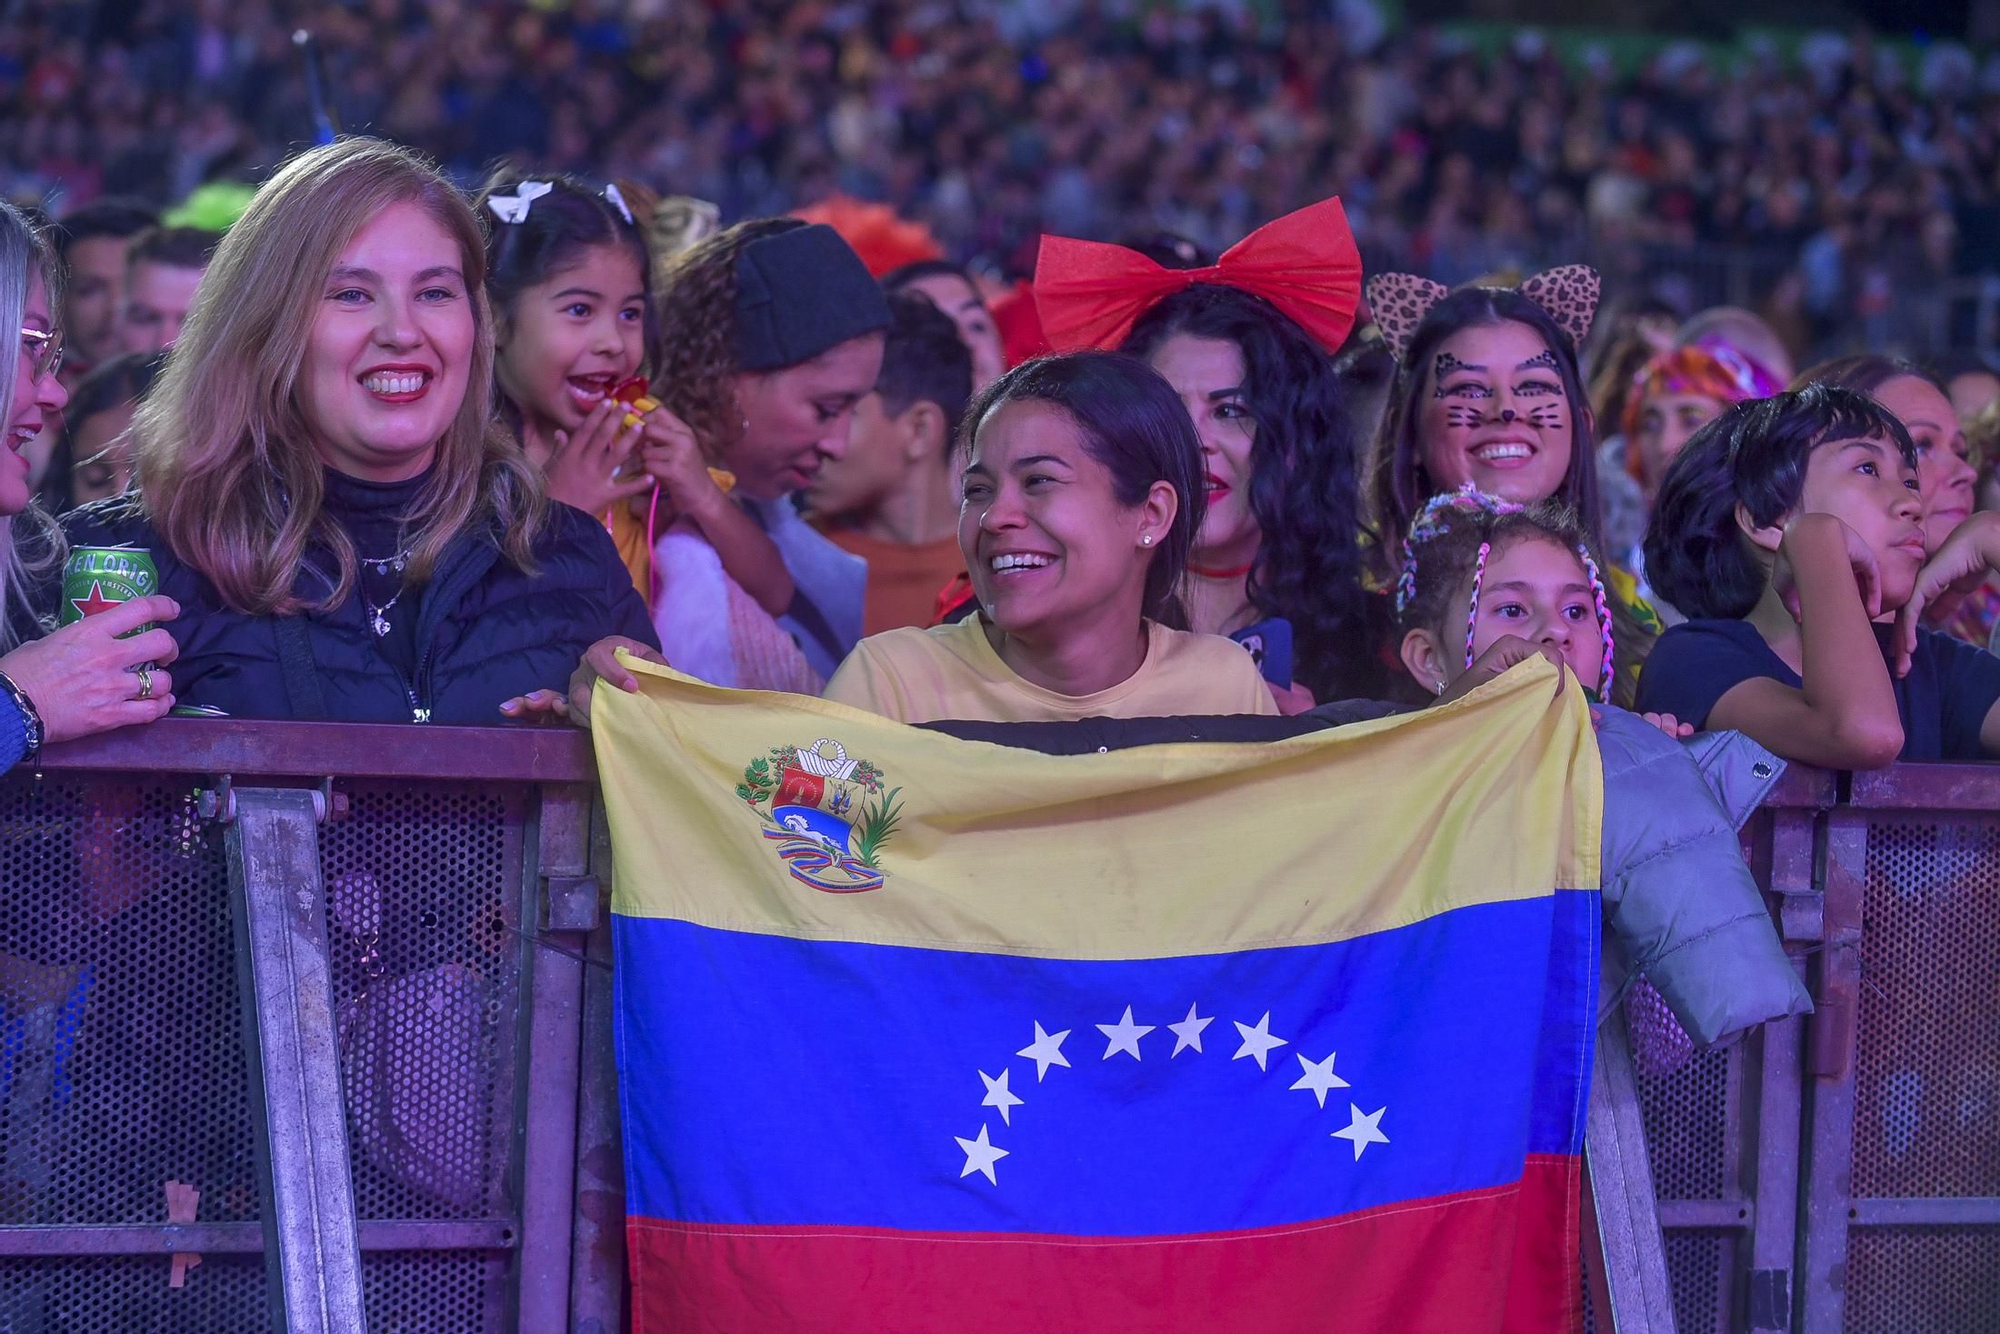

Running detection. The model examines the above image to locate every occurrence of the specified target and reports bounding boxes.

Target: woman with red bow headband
[1032,197,1392,706]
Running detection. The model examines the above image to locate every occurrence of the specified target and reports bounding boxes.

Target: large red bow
[1032,197,1363,355]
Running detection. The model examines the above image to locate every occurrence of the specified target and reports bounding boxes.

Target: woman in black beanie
[640,219,889,691]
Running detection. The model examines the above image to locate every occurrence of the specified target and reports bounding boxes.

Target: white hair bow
[486,181,553,225]
[604,182,634,226]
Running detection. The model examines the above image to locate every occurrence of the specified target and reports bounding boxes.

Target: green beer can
[60,545,159,632]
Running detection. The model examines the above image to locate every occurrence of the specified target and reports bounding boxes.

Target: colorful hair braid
[1394,485,1523,619]
[1576,544,1617,689]
[1398,484,1617,697]
[1463,540,1492,669]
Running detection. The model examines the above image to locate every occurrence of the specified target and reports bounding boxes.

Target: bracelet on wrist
[0,668,44,759]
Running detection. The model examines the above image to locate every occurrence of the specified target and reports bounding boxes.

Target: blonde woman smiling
[61,138,654,722]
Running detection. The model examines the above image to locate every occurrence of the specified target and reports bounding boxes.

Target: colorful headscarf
[1622,345,1760,471]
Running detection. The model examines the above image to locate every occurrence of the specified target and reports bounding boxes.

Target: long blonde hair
[132,137,546,616]
[0,202,63,651]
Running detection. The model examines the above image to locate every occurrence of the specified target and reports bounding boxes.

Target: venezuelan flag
[595,657,1600,1333]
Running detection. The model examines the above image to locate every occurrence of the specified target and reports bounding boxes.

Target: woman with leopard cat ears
[1363,267,1658,704]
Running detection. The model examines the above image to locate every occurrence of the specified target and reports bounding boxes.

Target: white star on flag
[1167,1002,1213,1056]
[1096,1005,1155,1060]
[1017,1022,1072,1081]
[1232,1011,1289,1071]
[979,1068,1023,1126]
[1290,1051,1352,1108]
[955,1124,1009,1184]
[1332,1103,1390,1160]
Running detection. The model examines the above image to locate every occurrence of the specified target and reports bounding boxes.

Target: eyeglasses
[19,327,64,381]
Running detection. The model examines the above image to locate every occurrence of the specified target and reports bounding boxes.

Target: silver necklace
[363,589,402,638]
[359,547,411,638]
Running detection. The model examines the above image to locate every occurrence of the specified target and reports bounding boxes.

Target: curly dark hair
[1122,284,1374,699]
[651,216,804,463]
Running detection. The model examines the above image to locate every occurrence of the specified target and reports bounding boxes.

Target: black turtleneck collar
[321,462,436,522]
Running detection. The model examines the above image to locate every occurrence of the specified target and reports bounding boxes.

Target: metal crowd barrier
[0,721,622,1333]
[1589,762,2000,1333]
[0,722,1992,1331]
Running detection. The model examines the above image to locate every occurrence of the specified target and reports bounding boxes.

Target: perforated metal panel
[362,1248,507,1332]
[0,767,546,1331]
[0,776,256,1249]
[0,1253,268,1331]
[1844,1227,2000,1333]
[1855,818,2000,1200]
[1637,1046,1736,1202]
[322,781,523,1228]
[1664,1230,1731,1332]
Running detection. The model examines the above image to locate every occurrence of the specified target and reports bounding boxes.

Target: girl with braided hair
[1393,487,1673,722]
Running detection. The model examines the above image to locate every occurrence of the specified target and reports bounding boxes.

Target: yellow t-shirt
[823,617,1280,724]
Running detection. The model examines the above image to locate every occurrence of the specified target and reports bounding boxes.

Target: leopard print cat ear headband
[1364,264,1601,362]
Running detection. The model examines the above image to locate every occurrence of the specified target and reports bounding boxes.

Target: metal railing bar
[0,1220,518,1255]
[34,718,596,783]
[227,787,369,1334]
[1655,1199,1755,1228]
[1844,764,2000,811]
[1847,1197,2000,1226]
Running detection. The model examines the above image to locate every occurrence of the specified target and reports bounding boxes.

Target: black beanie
[735,224,893,371]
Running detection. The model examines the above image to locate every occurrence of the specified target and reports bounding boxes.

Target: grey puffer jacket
[1594,710,1812,1045]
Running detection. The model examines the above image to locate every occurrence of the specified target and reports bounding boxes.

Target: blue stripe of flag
[615,890,1597,1237]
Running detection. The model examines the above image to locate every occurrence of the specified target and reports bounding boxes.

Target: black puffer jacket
[59,490,657,724]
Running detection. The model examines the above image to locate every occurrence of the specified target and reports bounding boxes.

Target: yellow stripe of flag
[593,655,1601,962]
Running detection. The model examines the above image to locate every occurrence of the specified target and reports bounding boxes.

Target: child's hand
[1641,711,1694,739]
[545,401,654,515]
[1436,634,1568,707]
[636,405,729,526]
[1776,514,1881,621]
[1894,511,2000,675]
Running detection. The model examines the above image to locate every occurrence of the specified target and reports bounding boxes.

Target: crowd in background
[1,12,1999,1259]
[6,1,2000,363]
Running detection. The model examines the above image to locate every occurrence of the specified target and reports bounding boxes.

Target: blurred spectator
[1599,344,1760,586]
[1678,307,1796,389]
[1930,351,2000,423]
[884,260,1007,390]
[1968,398,2000,514]
[807,291,974,636]
[50,199,157,376]
[39,352,163,514]
[117,226,217,355]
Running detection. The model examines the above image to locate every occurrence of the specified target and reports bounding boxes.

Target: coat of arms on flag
[736,737,902,892]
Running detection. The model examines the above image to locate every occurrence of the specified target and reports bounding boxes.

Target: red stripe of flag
[630,1154,1581,1334]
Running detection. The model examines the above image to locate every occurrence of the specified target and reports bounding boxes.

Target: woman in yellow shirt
[823,352,1278,724]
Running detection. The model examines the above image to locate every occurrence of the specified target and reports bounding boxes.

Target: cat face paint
[1416,320,1575,505]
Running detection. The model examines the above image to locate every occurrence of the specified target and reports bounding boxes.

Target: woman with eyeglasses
[0,200,181,773]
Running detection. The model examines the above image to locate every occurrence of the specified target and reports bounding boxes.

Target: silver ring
[135,665,154,700]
